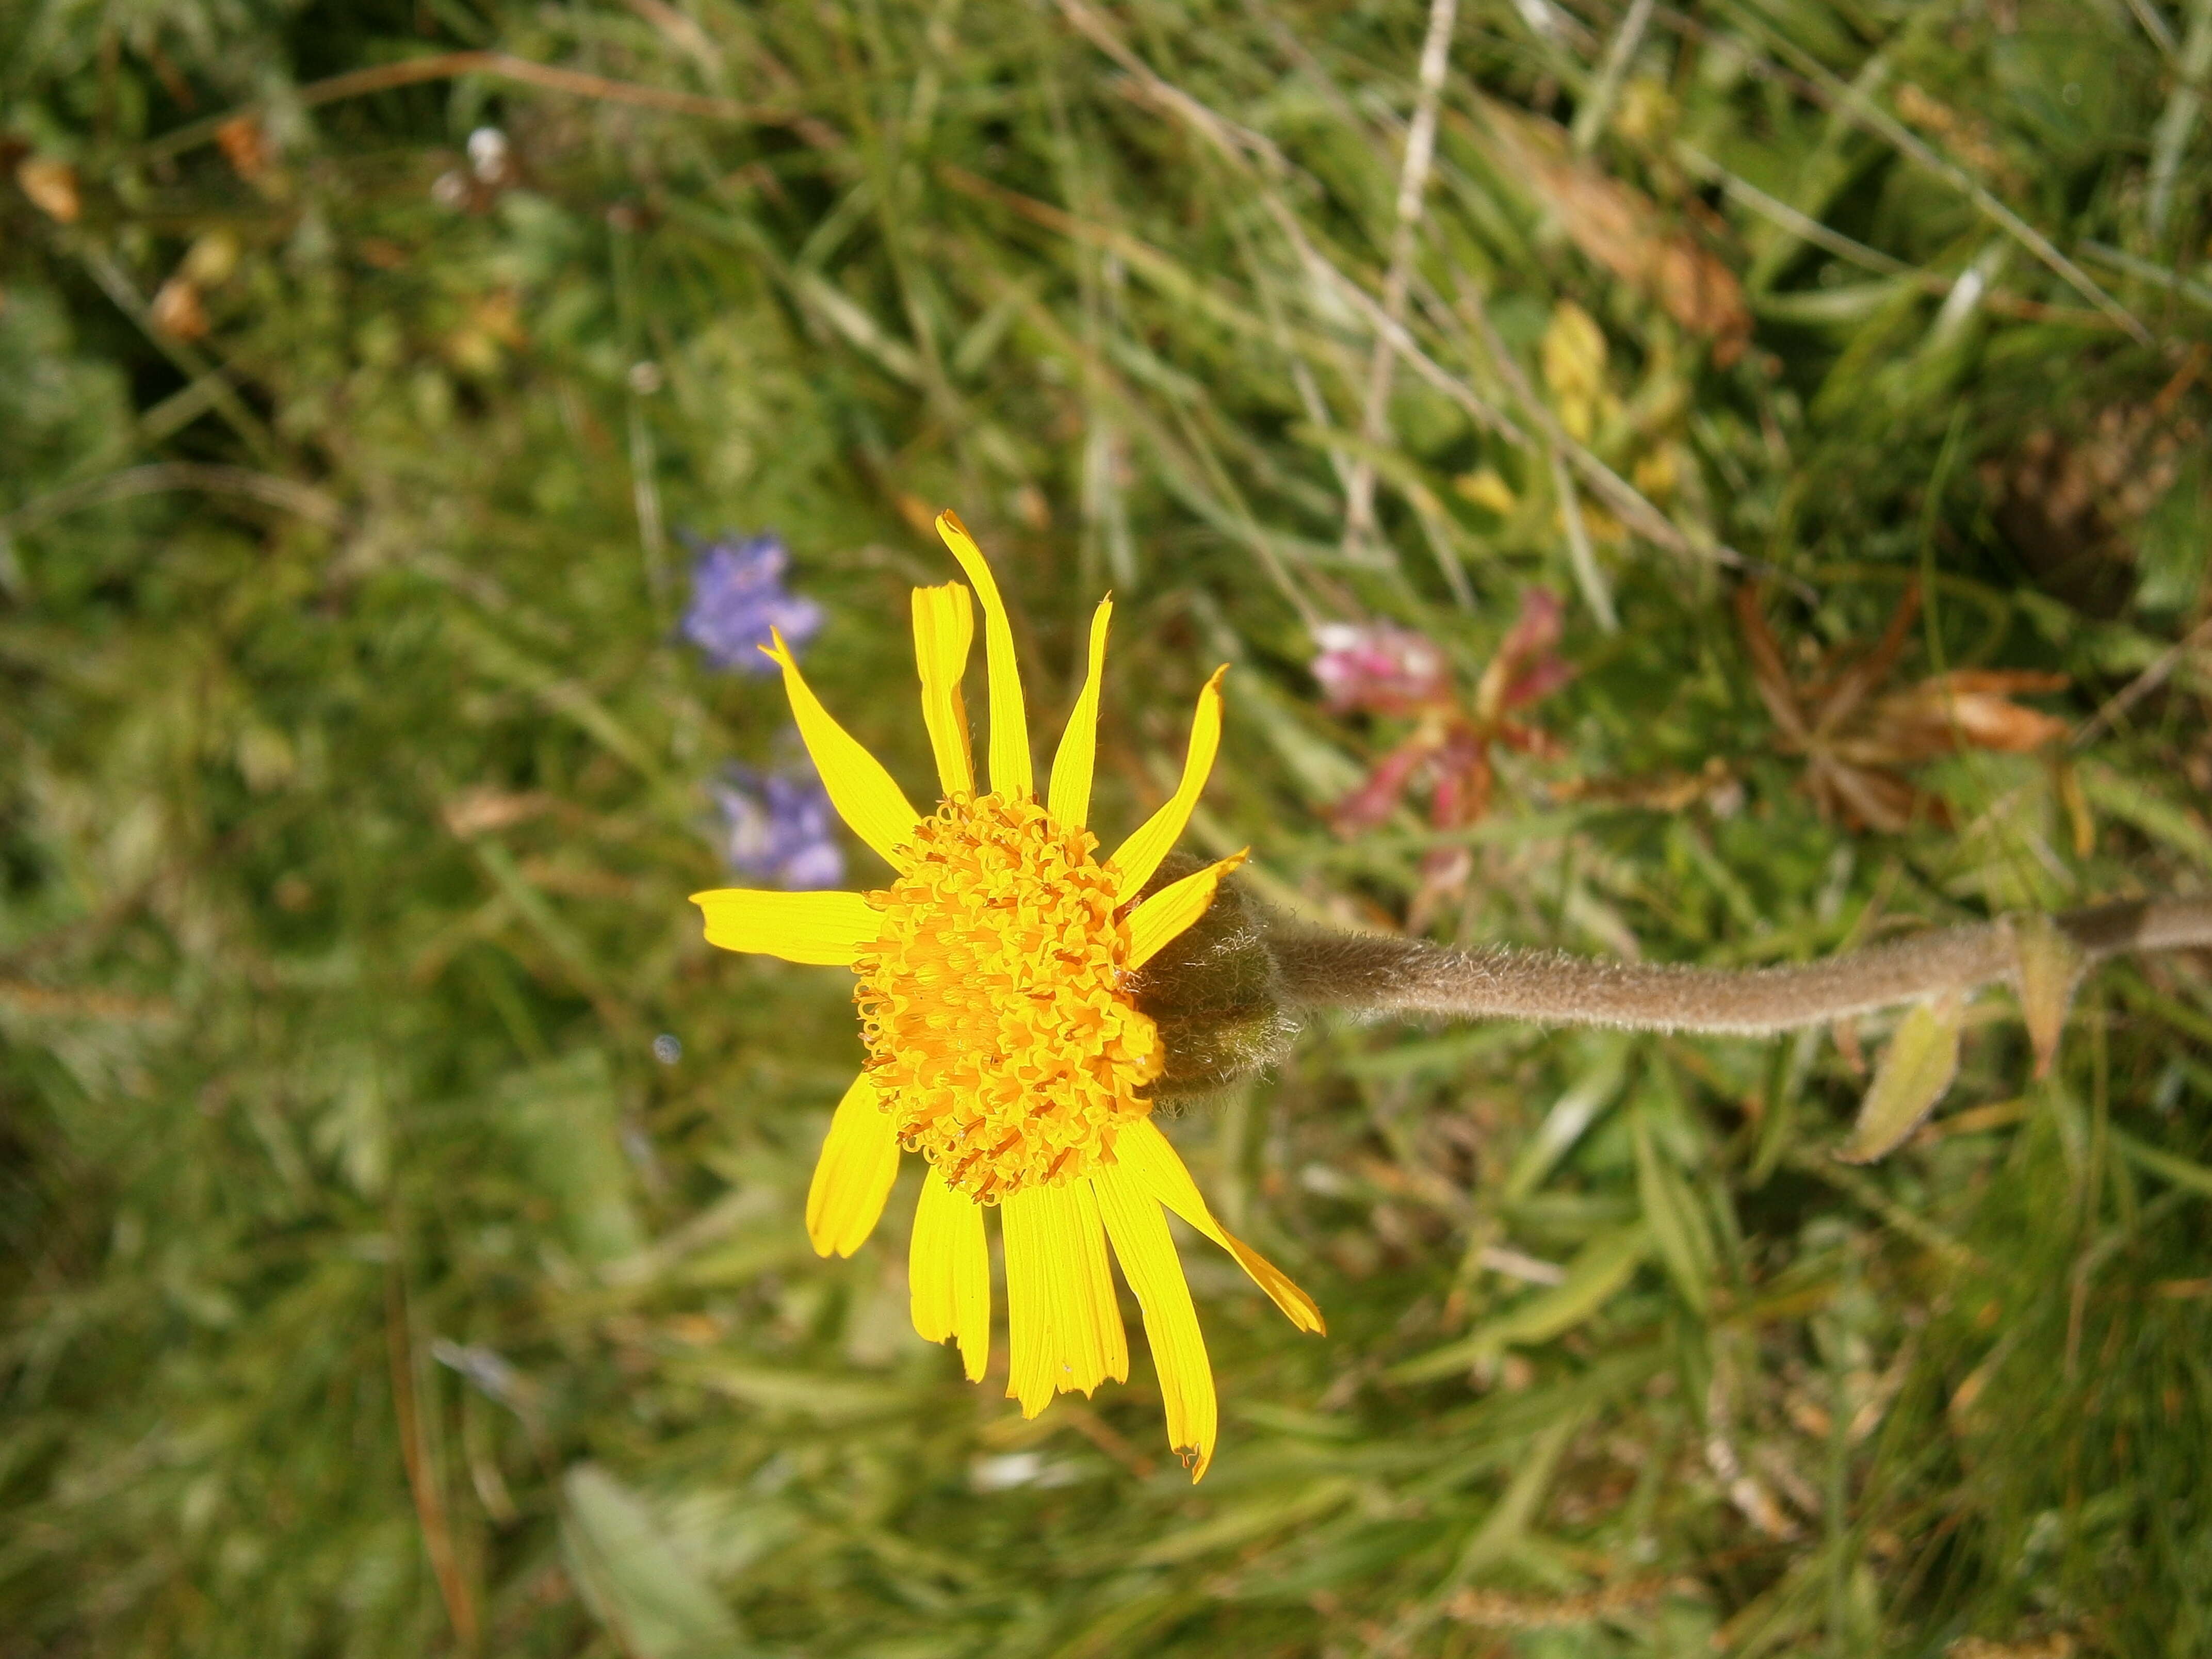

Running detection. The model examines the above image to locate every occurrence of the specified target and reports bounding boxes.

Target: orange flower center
[855,792,1160,1201]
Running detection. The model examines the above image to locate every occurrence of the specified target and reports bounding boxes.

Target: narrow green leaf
[499,1050,643,1265]
[2079,762,2212,873]
[1129,1478,1358,1568]
[1390,1225,1649,1382]
[2112,1131,2212,1202]
[1504,1034,1633,1202]
[2010,911,2085,1077]
[1833,996,1963,1164]
[684,1363,911,1423]
[560,1464,744,1659]
[1634,1103,1716,1313]
[1448,1410,1581,1580]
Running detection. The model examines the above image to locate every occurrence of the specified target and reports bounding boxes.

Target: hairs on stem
[1265,897,2212,1037]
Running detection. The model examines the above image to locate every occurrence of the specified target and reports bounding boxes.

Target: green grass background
[5,0,2212,1653]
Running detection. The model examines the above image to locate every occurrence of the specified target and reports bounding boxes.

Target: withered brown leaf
[1736,583,2070,832]
[1470,100,1751,364]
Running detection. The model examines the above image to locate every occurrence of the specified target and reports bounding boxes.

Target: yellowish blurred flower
[1540,299,1612,443]
[691,510,1322,1478]
[1452,466,1518,517]
[1630,443,1679,506]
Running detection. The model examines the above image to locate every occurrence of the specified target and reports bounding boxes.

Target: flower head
[712,762,845,889]
[681,532,824,672]
[1316,594,1573,930]
[1311,621,1452,715]
[691,511,1322,1478]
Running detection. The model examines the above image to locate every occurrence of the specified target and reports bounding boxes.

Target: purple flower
[712,763,844,889]
[681,533,824,673]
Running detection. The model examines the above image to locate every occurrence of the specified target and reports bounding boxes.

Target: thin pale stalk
[1269,898,2212,1035]
[1548,444,1618,632]
[1342,0,1459,559]
[2148,0,2212,237]
[1571,0,1655,152]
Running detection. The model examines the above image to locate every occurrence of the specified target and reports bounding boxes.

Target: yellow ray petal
[909,1165,990,1380]
[804,1073,901,1258]
[1125,850,1248,969]
[1113,1117,1325,1335]
[1007,1181,1121,1403]
[689,888,880,965]
[912,583,975,799]
[934,510,1032,801]
[1037,1179,1125,1396]
[1046,597,1113,828]
[1092,1163,1217,1481]
[1075,1185,1132,1389]
[999,1184,1056,1417]
[1037,1184,1097,1397]
[908,1168,960,1344]
[762,629,920,867]
[1107,666,1226,904]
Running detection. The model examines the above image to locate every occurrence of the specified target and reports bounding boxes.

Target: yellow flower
[691,510,1323,1479]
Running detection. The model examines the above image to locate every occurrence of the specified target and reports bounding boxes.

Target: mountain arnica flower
[681,532,825,672]
[691,511,1322,1478]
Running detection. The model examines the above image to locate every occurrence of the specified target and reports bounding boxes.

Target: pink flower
[1474,588,1571,718]
[1312,593,1574,929]
[1310,622,1453,716]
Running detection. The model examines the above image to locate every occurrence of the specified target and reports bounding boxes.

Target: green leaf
[499,1050,643,1265]
[2010,912,2085,1078]
[1129,1478,1359,1568]
[1447,1411,1582,1580]
[560,1464,745,1659]
[2111,1131,2212,1202]
[1833,996,1963,1164]
[2079,762,2212,874]
[1634,1102,1716,1313]
[1390,1225,1649,1381]
[1503,1033,1633,1203]
[680,1362,910,1423]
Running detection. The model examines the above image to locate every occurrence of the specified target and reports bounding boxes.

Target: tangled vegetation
[4,0,2211,1653]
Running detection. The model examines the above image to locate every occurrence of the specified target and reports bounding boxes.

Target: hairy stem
[1266,898,2212,1035]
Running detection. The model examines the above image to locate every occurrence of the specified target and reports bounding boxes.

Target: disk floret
[855,791,1161,1200]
